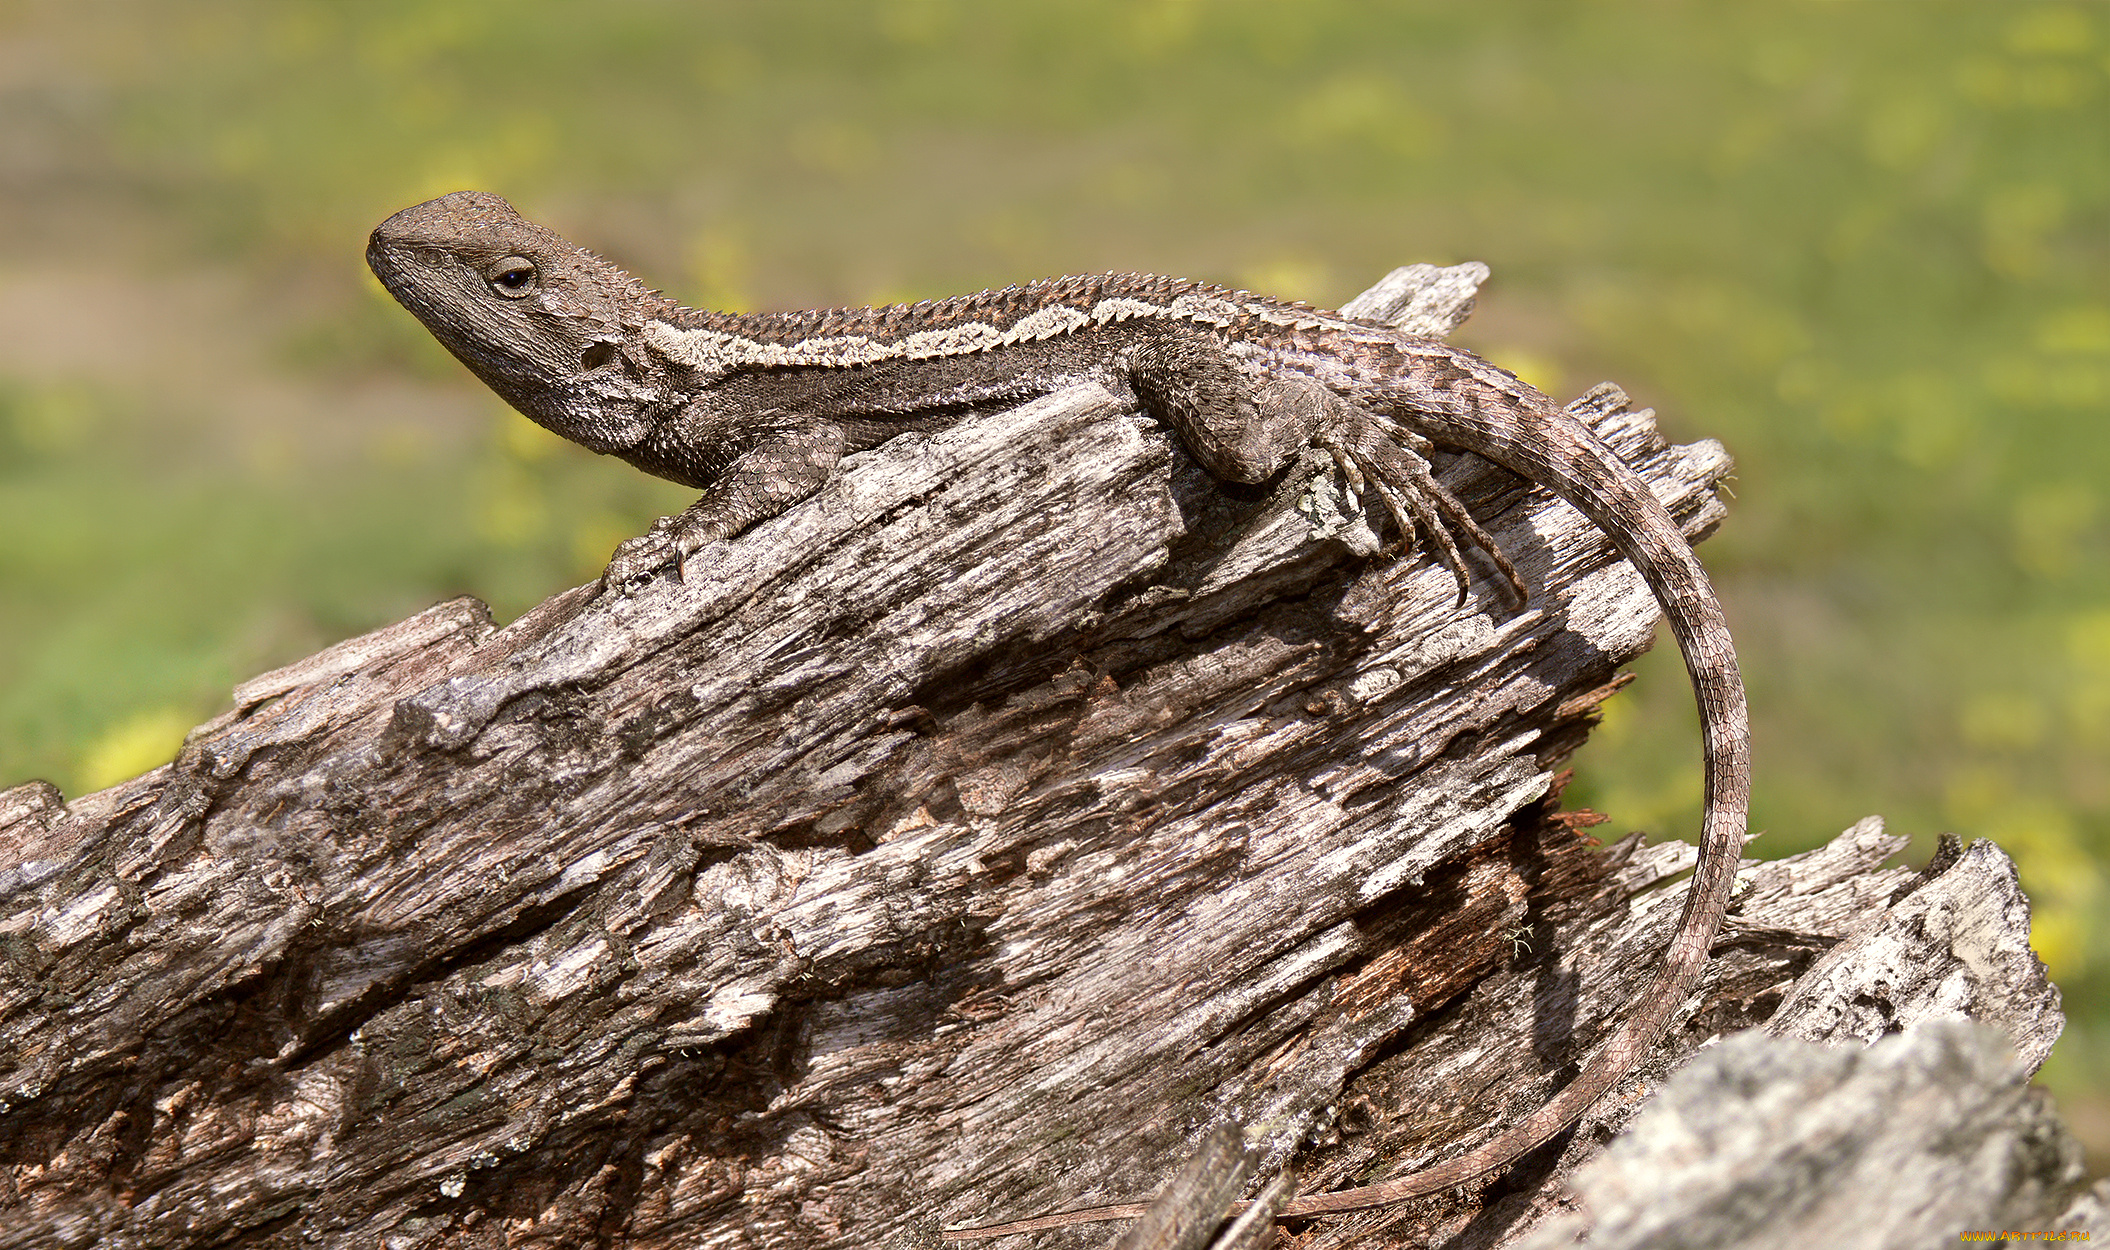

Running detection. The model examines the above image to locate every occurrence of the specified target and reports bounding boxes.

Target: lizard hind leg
[1125,332,1524,606]
[1296,383,1527,608]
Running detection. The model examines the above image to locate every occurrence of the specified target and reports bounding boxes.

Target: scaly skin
[367,191,1750,1238]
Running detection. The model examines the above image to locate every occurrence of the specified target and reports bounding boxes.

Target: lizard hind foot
[1316,414,1527,608]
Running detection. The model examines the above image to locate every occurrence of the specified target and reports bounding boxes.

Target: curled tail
[1276,381,1750,1216]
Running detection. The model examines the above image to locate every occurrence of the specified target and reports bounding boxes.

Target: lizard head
[368,191,679,453]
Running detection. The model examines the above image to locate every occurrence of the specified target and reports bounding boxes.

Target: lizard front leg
[1127,329,1522,604]
[604,418,849,591]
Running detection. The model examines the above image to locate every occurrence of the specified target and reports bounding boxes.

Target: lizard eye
[485,257,538,298]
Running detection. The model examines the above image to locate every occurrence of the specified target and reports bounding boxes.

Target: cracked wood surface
[0,262,2019,1250]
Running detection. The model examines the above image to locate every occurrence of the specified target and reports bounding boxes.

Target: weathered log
[0,263,2075,1250]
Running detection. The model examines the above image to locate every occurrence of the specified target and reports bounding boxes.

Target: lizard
[366,190,1751,1237]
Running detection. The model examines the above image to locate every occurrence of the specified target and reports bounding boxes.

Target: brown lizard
[366,191,1751,1238]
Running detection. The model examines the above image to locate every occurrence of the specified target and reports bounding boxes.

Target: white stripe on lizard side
[639,289,1355,376]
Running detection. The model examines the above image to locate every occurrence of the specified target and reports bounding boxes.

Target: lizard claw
[600,522,732,596]
[600,524,684,595]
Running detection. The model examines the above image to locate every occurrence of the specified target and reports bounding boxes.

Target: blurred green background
[1,0,2104,1168]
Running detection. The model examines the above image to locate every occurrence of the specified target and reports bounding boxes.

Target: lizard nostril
[580,342,618,371]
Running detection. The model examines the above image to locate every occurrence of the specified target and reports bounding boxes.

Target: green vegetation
[3,1,2104,1160]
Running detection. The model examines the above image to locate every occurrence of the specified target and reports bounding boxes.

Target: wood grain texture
[0,262,2053,1250]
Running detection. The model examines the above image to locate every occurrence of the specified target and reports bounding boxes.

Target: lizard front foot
[599,519,725,595]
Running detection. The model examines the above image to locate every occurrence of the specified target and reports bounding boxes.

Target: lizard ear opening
[485,256,539,299]
[580,341,619,371]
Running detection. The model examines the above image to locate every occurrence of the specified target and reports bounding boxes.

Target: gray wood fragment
[1768,834,2065,1072]
[1106,1126,1249,1250]
[1338,262,1490,337]
[1516,1022,2093,1250]
[228,595,497,710]
[2054,1179,2110,1238]
[1209,1165,1296,1250]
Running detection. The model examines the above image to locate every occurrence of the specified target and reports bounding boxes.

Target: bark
[0,265,2076,1250]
